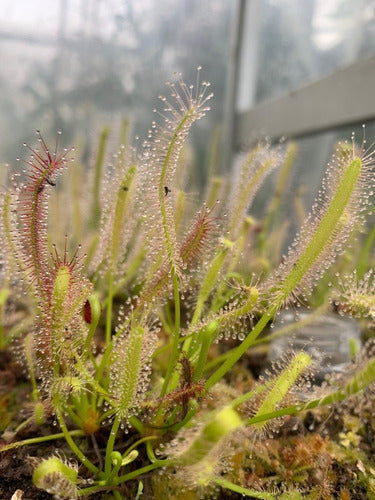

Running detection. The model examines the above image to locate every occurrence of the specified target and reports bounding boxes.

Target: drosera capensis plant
[1,70,375,499]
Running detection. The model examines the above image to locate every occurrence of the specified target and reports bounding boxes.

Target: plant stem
[206,307,275,389]
[77,485,118,497]
[105,414,121,475]
[213,476,276,499]
[105,273,114,346]
[193,322,218,380]
[160,268,180,397]
[55,404,99,475]
[125,436,157,457]
[92,126,109,227]
[116,461,171,483]
[0,430,85,452]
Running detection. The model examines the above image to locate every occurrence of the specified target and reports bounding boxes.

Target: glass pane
[254,0,375,103]
[0,0,234,166]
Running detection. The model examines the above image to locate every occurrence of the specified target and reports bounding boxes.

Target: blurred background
[0,0,233,167]
[1,0,375,213]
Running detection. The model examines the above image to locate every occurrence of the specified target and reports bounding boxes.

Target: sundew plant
[1,71,375,499]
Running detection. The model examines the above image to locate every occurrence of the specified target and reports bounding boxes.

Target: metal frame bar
[234,54,375,148]
[220,0,245,172]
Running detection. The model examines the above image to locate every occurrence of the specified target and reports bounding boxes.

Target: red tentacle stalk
[16,131,72,299]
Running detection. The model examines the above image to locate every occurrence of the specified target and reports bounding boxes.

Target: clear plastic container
[267,309,361,383]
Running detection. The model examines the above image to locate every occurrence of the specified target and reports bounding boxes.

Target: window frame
[229,0,375,151]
